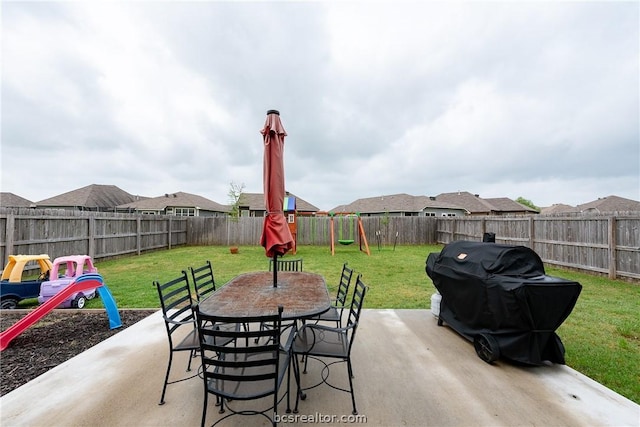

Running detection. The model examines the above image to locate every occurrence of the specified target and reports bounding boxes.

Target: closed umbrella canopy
[260,110,294,260]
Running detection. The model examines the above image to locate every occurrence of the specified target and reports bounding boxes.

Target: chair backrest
[345,274,368,354]
[335,262,354,307]
[154,271,196,337]
[195,306,285,400]
[188,261,216,301]
[269,258,303,272]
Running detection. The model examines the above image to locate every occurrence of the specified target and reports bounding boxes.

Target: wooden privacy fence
[436,215,640,280]
[186,215,438,247]
[0,209,187,267]
[1,208,638,280]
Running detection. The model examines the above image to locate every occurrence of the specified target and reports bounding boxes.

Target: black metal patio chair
[188,261,245,344]
[292,274,368,415]
[189,260,216,302]
[310,262,353,328]
[195,305,293,427]
[153,271,200,405]
[268,258,303,272]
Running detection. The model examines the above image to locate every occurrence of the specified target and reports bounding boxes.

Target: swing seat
[338,239,354,245]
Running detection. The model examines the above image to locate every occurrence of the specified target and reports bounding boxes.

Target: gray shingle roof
[539,204,579,215]
[431,193,535,214]
[238,192,319,213]
[117,192,230,212]
[483,197,538,213]
[0,192,34,207]
[577,195,640,213]
[435,192,498,214]
[330,193,465,214]
[36,184,139,209]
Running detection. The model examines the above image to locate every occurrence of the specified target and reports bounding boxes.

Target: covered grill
[426,240,582,365]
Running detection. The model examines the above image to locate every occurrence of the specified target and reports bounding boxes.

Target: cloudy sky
[2,1,638,211]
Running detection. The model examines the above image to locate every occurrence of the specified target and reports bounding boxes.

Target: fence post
[528,216,535,249]
[451,218,457,243]
[136,216,141,255]
[168,217,173,249]
[88,214,95,259]
[608,216,617,279]
[5,213,15,266]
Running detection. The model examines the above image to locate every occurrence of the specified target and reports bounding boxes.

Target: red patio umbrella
[259,109,294,287]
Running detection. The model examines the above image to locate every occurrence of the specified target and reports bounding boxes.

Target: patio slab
[1,309,638,426]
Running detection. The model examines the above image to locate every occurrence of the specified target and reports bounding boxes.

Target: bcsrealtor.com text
[275,412,367,424]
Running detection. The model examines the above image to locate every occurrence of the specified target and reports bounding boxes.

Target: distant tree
[227,181,245,220]
[516,196,540,212]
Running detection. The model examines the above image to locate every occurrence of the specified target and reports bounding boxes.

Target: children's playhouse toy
[1,271,121,351]
[38,255,99,309]
[1,254,54,309]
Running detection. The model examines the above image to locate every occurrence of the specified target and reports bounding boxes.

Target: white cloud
[1,1,638,210]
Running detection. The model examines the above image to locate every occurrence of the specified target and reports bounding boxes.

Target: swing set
[329,212,370,256]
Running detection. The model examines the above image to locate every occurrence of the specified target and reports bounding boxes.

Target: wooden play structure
[329,212,370,256]
[284,195,297,254]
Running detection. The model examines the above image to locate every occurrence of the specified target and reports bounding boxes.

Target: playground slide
[0,273,121,351]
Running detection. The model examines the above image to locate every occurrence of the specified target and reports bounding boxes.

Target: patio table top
[198,271,331,320]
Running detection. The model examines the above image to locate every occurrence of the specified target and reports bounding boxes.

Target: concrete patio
[1,309,638,426]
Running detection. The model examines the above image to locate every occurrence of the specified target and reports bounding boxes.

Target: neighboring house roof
[238,193,264,211]
[483,197,539,214]
[36,184,140,210]
[0,192,34,208]
[540,204,579,215]
[434,192,499,215]
[330,193,466,214]
[117,192,230,213]
[576,195,640,213]
[238,192,319,213]
[433,192,537,215]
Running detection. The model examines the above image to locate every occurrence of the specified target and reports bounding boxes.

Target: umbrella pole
[273,253,278,288]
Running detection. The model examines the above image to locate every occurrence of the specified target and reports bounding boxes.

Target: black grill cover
[426,240,582,365]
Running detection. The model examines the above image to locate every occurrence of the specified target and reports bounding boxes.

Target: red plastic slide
[1,276,109,351]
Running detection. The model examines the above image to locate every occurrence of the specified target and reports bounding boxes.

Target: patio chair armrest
[329,299,346,309]
[300,321,356,335]
[163,315,195,327]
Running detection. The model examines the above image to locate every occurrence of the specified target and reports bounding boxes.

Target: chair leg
[255,322,264,344]
[286,356,292,413]
[273,382,279,427]
[347,359,357,415]
[292,353,302,413]
[187,349,195,371]
[201,388,208,427]
[159,351,174,405]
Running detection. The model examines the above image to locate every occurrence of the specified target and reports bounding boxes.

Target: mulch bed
[0,309,156,396]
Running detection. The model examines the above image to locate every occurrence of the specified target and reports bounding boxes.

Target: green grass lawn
[19,244,640,404]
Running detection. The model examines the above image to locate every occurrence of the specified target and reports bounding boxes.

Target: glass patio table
[198,271,331,320]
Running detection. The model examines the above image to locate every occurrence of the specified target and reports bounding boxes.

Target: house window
[174,208,196,217]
